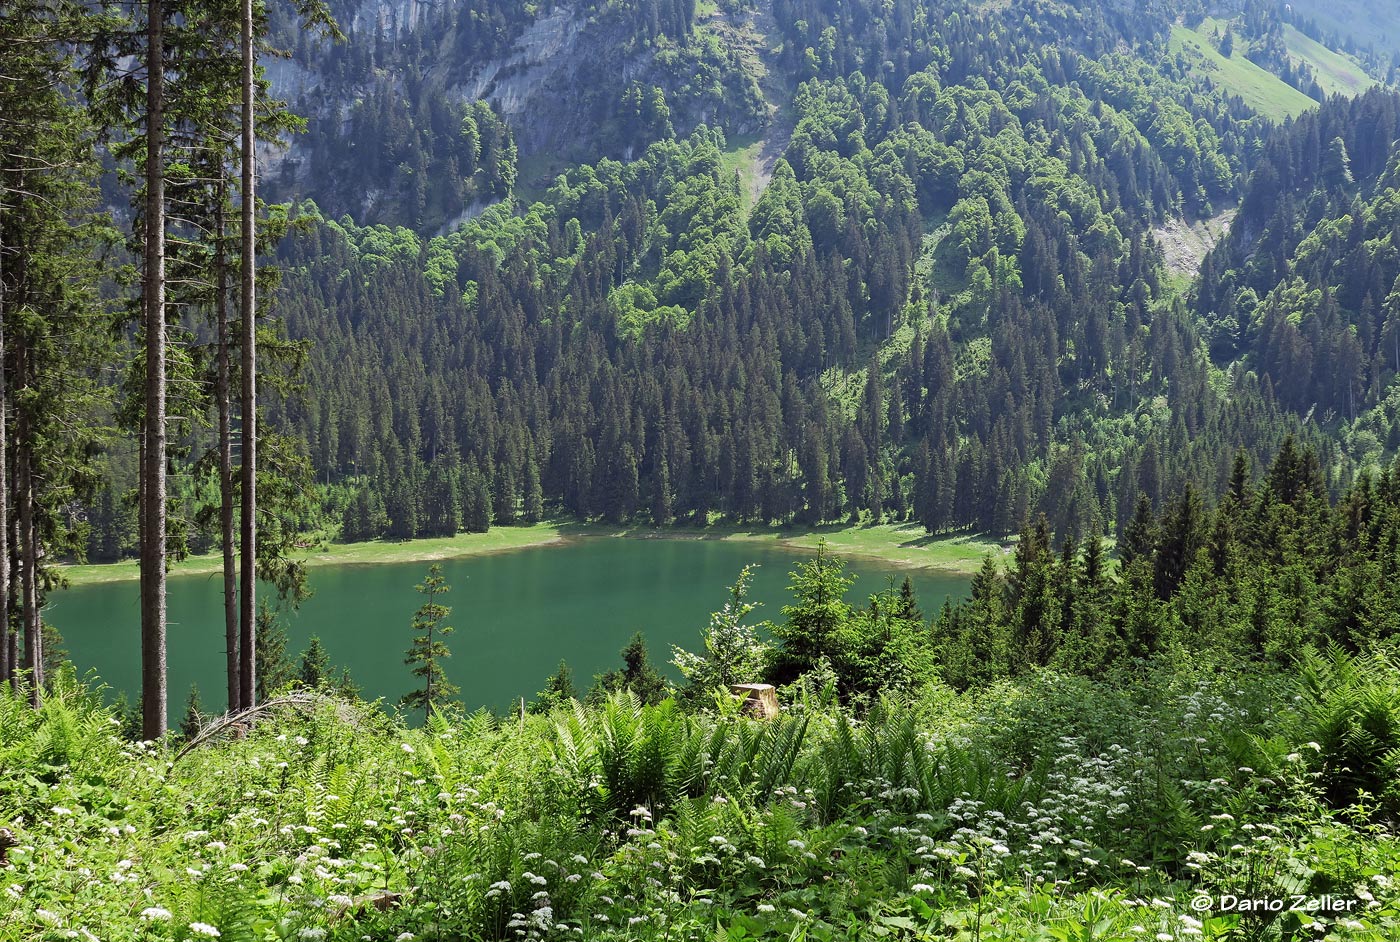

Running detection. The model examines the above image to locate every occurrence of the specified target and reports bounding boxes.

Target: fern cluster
[2,656,1398,940]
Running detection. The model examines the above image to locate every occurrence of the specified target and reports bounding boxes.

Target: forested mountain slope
[81,0,1398,559]
[264,0,1309,544]
[1193,89,1400,465]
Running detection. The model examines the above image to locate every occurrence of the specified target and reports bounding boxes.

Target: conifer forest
[5,0,1400,938]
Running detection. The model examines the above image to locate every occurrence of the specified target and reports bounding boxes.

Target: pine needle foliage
[401,563,459,723]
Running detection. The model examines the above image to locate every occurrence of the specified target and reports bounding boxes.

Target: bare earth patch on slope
[713,0,793,207]
[1154,207,1236,283]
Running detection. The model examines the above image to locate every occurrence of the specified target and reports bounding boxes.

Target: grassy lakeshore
[59,523,568,586]
[58,520,1003,586]
[568,521,1004,574]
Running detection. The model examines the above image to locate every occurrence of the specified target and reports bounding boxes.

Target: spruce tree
[463,465,492,532]
[254,604,294,702]
[298,636,332,689]
[0,0,110,705]
[1154,484,1204,600]
[401,564,459,721]
[594,632,669,705]
[522,452,544,524]
[894,576,923,622]
[650,454,673,526]
[180,685,204,740]
[1119,494,1158,569]
[771,540,854,682]
[530,660,575,713]
[237,0,259,718]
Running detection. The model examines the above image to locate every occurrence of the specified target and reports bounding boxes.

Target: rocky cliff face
[456,4,764,160]
[465,6,587,110]
[459,5,592,154]
[267,0,601,190]
[266,0,765,227]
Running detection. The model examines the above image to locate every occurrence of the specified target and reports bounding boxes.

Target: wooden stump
[730,683,780,719]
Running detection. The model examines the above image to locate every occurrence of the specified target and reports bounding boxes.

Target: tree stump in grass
[730,683,780,719]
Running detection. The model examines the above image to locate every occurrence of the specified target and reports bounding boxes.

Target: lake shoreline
[58,520,1002,586]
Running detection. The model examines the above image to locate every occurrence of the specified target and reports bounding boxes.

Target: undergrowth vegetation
[3,653,1399,941]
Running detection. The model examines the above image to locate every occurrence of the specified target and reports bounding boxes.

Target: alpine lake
[48,536,970,714]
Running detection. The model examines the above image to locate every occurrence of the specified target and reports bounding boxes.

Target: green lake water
[47,537,969,713]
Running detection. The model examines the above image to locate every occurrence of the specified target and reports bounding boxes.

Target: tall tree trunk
[17,396,38,708]
[216,190,239,714]
[0,226,9,693]
[141,0,168,739]
[238,0,258,709]
[425,620,433,725]
[7,514,16,695]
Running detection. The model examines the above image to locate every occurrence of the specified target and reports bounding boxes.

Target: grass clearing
[718,130,766,210]
[1285,0,1400,58]
[1169,21,1318,120]
[1283,24,1377,97]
